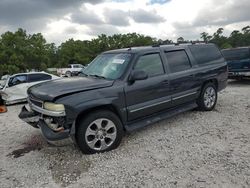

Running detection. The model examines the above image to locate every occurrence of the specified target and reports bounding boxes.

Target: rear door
[163,49,199,106]
[125,52,171,121]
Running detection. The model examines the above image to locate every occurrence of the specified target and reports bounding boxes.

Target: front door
[125,53,171,121]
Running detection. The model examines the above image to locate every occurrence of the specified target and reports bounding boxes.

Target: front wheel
[76,110,124,154]
[197,83,217,111]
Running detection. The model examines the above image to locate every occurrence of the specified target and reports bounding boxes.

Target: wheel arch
[72,104,125,137]
[201,78,218,91]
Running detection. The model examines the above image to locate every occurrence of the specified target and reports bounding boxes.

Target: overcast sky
[0,0,249,44]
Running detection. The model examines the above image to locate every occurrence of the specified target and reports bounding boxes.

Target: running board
[125,102,197,132]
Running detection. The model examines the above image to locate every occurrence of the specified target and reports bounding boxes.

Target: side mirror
[129,70,148,82]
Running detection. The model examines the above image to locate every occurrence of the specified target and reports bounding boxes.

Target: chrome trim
[130,99,171,113]
[28,98,66,117]
[172,91,197,101]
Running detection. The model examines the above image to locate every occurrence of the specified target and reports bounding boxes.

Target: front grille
[29,97,43,108]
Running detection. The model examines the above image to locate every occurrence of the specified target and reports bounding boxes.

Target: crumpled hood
[28,77,114,101]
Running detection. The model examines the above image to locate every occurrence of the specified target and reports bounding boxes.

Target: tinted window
[165,50,191,73]
[222,48,250,61]
[134,53,164,77]
[8,75,27,87]
[28,74,52,82]
[189,44,222,65]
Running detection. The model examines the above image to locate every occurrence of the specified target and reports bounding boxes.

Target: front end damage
[19,98,72,142]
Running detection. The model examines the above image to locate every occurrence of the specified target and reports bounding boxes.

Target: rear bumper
[19,106,70,141]
[218,79,227,92]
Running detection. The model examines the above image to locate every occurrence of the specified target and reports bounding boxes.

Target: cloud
[149,0,171,5]
[0,0,104,31]
[64,26,78,34]
[130,9,166,23]
[70,9,104,25]
[103,9,130,26]
[86,24,120,36]
[175,0,250,28]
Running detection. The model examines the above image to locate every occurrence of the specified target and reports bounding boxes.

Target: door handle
[162,80,169,85]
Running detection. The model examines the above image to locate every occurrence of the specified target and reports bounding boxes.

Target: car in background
[222,47,250,79]
[0,72,59,104]
[57,64,85,77]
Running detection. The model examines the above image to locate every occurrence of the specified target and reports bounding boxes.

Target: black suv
[19,43,228,154]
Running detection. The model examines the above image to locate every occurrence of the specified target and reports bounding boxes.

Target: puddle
[7,135,45,158]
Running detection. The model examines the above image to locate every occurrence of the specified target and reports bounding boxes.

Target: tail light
[0,105,7,113]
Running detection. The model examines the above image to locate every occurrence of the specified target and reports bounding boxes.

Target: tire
[76,110,124,154]
[197,83,217,111]
[65,71,72,77]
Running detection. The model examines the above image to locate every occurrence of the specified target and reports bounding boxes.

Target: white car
[57,64,85,77]
[0,72,59,104]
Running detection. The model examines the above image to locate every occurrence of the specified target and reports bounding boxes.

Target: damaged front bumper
[19,106,71,141]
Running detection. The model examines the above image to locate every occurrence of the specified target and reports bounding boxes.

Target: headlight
[44,102,65,112]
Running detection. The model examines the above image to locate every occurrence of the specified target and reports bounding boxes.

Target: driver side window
[8,75,27,87]
[134,53,164,77]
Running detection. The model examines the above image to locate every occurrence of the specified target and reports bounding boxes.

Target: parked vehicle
[57,64,85,77]
[19,43,228,154]
[221,47,250,79]
[0,72,59,104]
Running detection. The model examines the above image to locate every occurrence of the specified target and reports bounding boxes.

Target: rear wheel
[76,110,124,154]
[197,83,217,111]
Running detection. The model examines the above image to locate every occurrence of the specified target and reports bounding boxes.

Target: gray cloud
[130,9,165,23]
[64,26,78,34]
[174,0,250,29]
[194,0,250,27]
[71,9,104,25]
[0,0,104,31]
[103,9,130,26]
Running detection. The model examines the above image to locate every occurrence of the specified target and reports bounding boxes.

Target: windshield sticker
[112,59,125,64]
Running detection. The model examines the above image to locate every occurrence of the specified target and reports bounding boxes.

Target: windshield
[82,53,132,80]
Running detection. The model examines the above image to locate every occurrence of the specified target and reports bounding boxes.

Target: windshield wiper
[89,74,106,79]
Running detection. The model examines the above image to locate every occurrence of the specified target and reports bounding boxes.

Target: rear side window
[28,74,52,82]
[165,50,191,73]
[222,48,250,61]
[134,53,164,77]
[189,44,222,65]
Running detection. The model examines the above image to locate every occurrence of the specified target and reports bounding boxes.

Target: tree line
[0,26,250,76]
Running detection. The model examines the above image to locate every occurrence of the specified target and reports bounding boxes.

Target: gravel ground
[0,80,250,188]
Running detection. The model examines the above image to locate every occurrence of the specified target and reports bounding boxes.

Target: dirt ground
[0,80,250,188]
